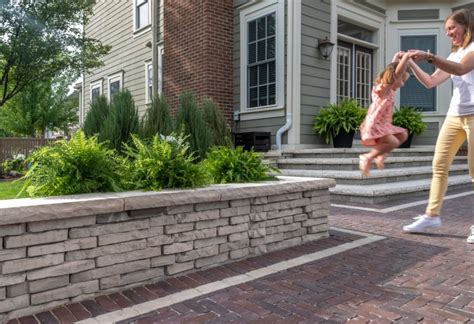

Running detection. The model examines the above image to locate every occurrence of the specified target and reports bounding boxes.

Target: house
[79,0,474,150]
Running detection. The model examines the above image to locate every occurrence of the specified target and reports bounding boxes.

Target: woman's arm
[410,50,474,76]
[407,58,451,89]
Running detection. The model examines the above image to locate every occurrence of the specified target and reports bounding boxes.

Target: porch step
[267,147,471,204]
[330,174,473,204]
[277,156,467,171]
[280,164,469,185]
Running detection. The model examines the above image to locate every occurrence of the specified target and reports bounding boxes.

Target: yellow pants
[426,115,474,215]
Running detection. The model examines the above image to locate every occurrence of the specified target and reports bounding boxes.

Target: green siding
[300,0,331,146]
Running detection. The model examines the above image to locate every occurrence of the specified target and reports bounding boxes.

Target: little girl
[359,52,410,176]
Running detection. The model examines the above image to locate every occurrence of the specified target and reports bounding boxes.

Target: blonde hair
[446,9,474,51]
[375,62,398,85]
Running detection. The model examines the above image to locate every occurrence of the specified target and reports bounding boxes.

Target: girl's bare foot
[359,154,372,176]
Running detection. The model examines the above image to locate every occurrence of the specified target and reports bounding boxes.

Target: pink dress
[360,83,406,146]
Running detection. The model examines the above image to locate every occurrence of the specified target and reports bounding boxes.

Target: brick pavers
[9,190,474,323]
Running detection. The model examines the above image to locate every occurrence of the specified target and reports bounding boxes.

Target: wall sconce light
[317,36,335,59]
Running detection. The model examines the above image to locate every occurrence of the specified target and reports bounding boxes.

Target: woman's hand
[408,50,430,61]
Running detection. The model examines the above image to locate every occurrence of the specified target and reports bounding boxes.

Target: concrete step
[278,146,437,159]
[280,164,469,185]
[277,156,468,171]
[330,174,473,204]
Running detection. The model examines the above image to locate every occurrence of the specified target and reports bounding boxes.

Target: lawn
[0,180,28,200]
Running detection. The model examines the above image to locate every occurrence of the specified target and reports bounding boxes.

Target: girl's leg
[360,134,401,175]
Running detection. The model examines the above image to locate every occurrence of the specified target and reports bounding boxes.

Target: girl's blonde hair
[446,9,474,51]
[375,62,398,85]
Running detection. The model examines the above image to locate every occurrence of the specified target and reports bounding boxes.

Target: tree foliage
[0,0,110,106]
[0,75,79,137]
[82,95,109,137]
[139,93,174,139]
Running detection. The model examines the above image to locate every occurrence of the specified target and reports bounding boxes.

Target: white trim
[337,33,380,50]
[89,80,103,103]
[133,0,151,34]
[145,61,153,104]
[239,107,285,121]
[239,0,284,115]
[107,71,124,102]
[157,44,163,94]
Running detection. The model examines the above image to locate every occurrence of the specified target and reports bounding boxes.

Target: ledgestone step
[276,156,467,171]
[330,174,473,204]
[280,164,469,185]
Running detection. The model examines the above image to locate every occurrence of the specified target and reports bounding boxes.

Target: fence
[0,138,57,163]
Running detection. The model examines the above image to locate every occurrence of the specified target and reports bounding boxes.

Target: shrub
[201,97,231,147]
[118,133,209,191]
[82,95,109,137]
[204,146,278,183]
[20,130,121,197]
[2,153,27,174]
[176,92,213,160]
[100,90,139,152]
[140,93,174,139]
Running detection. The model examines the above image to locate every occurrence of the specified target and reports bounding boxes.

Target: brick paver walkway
[9,189,474,323]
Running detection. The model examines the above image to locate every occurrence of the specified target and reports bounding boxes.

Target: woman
[403,8,474,244]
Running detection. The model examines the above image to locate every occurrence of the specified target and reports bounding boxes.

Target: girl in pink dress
[359,52,411,176]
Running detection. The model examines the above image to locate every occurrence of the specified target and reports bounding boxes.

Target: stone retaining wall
[0,176,335,320]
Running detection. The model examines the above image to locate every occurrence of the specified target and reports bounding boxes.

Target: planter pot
[398,133,414,148]
[332,129,355,148]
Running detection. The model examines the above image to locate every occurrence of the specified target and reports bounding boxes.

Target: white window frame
[145,61,153,104]
[90,80,103,103]
[133,0,151,35]
[107,71,123,102]
[144,44,164,104]
[239,1,284,114]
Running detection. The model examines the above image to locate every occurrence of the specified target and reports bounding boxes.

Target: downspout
[151,0,159,95]
[275,0,294,150]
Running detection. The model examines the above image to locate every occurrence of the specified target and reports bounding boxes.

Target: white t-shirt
[447,42,474,116]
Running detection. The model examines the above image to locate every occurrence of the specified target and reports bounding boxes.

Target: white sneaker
[467,226,474,244]
[403,215,442,233]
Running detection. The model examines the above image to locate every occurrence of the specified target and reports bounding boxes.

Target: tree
[0,75,79,137]
[0,0,110,107]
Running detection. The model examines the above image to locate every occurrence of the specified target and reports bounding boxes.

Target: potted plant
[392,106,427,148]
[313,99,366,148]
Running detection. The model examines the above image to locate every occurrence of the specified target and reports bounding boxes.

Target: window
[107,72,123,101]
[144,45,163,104]
[145,61,153,103]
[337,41,373,107]
[135,0,150,31]
[90,80,102,103]
[400,35,436,112]
[240,1,284,112]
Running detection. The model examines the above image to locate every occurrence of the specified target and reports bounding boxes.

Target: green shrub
[20,130,121,197]
[176,92,213,160]
[82,95,109,137]
[201,97,231,147]
[100,90,139,152]
[2,153,26,174]
[393,106,427,135]
[313,99,366,144]
[204,146,278,183]
[140,93,174,139]
[118,133,210,191]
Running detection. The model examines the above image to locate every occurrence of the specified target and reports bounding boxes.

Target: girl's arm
[394,52,410,79]
[409,49,474,76]
[407,58,451,89]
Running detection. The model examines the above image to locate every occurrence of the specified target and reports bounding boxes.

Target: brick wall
[163,0,234,123]
[0,177,334,320]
